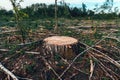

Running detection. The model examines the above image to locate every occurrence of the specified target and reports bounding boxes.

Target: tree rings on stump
[43,36,79,59]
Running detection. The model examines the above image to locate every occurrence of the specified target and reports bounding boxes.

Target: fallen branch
[0,63,18,80]
[98,63,116,80]
[59,55,89,75]
[90,53,120,79]
[89,54,95,80]
[93,47,120,68]
[103,36,120,42]
[59,32,114,79]
[17,76,32,80]
[40,56,62,80]
[79,41,120,68]
[18,39,43,47]
[0,30,18,35]
[112,46,120,53]
[0,48,41,63]
[0,49,9,52]
[0,49,61,80]
[0,49,40,55]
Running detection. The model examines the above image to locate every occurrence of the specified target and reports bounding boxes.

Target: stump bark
[43,36,79,59]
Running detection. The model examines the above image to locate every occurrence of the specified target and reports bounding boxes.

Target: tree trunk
[54,0,58,32]
[43,36,80,59]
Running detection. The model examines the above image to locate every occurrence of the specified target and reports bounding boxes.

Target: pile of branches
[0,40,120,80]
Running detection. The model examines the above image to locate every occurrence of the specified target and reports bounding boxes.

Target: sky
[0,0,120,11]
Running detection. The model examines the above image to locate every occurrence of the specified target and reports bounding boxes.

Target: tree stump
[43,36,79,59]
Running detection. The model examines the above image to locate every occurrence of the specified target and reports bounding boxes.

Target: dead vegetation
[0,19,120,80]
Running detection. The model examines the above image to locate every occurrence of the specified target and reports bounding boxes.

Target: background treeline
[0,3,120,21]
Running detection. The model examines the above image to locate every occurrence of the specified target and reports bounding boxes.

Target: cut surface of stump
[44,36,79,59]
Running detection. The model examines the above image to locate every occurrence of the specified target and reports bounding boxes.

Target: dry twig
[89,54,95,80]
[90,53,120,80]
[79,42,120,68]
[0,63,18,80]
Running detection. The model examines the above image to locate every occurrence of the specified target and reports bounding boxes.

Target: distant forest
[0,2,120,21]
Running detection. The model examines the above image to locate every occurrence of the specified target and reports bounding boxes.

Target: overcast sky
[0,0,120,10]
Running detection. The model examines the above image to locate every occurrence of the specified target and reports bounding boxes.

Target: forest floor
[0,19,120,80]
